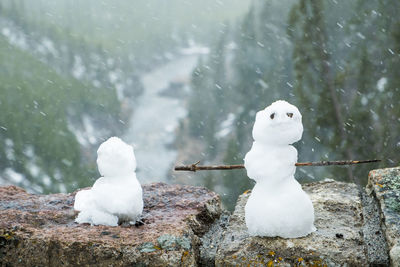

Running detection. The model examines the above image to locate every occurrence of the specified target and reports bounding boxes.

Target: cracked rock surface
[0,183,221,266]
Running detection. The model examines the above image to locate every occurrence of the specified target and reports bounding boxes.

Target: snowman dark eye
[287,113,293,118]
[270,113,275,119]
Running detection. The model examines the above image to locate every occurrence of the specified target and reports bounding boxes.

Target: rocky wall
[1,167,400,266]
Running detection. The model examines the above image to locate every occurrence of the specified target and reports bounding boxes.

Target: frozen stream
[124,54,199,183]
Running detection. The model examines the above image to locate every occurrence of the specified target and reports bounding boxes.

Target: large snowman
[244,100,315,238]
[74,137,143,226]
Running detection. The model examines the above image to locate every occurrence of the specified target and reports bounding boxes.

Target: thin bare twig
[174,159,381,172]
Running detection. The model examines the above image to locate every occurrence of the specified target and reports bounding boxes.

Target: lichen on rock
[380,168,400,213]
[368,167,400,267]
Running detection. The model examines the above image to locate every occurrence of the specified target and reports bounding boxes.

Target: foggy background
[0,0,398,210]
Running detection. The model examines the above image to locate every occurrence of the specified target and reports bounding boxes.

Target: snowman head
[252,100,303,145]
[96,137,137,177]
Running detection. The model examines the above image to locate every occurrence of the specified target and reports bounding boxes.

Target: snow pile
[244,100,315,238]
[74,137,143,226]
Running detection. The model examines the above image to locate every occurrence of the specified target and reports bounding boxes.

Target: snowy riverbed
[123,54,200,183]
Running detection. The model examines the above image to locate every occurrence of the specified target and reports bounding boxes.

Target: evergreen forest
[177,0,400,209]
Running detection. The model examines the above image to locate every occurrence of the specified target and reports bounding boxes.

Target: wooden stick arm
[174,159,381,172]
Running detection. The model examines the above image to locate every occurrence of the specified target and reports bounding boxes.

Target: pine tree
[209,27,229,117]
[221,137,250,210]
[288,0,359,182]
[187,57,214,141]
[356,0,400,166]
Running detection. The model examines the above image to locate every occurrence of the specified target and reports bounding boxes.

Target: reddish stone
[0,183,221,266]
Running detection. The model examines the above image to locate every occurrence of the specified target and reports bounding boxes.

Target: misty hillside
[0,0,251,194]
[1,0,251,60]
[0,35,121,193]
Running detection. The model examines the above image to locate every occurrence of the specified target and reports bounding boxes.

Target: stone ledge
[0,183,222,266]
[368,167,400,267]
[2,170,399,266]
[214,181,389,266]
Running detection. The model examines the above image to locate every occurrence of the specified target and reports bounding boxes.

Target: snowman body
[244,100,315,238]
[74,137,143,226]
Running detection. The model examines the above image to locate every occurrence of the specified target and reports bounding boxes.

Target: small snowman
[74,137,143,226]
[244,100,315,238]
